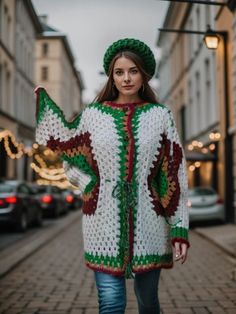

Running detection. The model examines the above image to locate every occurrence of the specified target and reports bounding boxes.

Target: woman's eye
[130,69,138,74]
[115,70,123,75]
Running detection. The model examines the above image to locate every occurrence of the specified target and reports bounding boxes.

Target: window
[187,80,192,138]
[18,184,30,194]
[6,71,10,109]
[41,66,48,81]
[42,43,49,57]
[205,59,211,123]
[205,5,211,25]
[195,71,201,130]
[0,0,2,35]
[188,19,193,60]
[180,106,186,142]
[0,65,2,108]
[3,5,8,43]
[196,7,201,46]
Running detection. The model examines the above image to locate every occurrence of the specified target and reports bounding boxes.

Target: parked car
[188,186,225,223]
[0,180,43,231]
[62,189,83,211]
[31,184,68,218]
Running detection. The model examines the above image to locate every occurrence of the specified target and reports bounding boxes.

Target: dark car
[0,180,43,231]
[62,189,83,211]
[32,184,68,218]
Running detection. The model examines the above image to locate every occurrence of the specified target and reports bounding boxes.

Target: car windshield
[0,183,15,193]
[188,187,215,196]
[34,186,47,193]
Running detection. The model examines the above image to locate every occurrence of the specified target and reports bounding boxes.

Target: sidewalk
[0,210,82,277]
[194,223,236,259]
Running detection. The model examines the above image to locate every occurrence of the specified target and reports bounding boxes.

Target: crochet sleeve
[164,108,190,248]
[35,87,93,193]
[35,87,82,148]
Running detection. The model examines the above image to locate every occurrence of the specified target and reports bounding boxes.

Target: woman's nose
[124,72,130,83]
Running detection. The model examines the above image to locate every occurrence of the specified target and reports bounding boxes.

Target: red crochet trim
[86,261,174,276]
[171,238,190,248]
[133,262,173,273]
[86,262,125,277]
[104,100,146,109]
[124,107,136,269]
[47,132,100,215]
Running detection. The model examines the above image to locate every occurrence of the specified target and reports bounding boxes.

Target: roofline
[156,2,192,46]
[76,71,85,90]
[23,0,43,33]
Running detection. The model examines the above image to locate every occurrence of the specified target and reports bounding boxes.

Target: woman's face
[113,56,143,99]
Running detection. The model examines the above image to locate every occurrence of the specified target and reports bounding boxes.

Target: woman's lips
[123,85,134,89]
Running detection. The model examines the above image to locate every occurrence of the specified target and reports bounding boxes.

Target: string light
[209,143,216,151]
[209,132,221,141]
[36,178,73,189]
[189,165,195,172]
[30,162,67,181]
[0,130,24,159]
[0,129,70,187]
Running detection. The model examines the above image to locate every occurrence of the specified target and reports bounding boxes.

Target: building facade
[0,0,42,180]
[157,1,236,222]
[35,16,84,120]
[0,3,84,183]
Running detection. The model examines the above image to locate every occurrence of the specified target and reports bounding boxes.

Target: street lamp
[158,26,234,222]
[203,25,220,49]
[159,0,236,12]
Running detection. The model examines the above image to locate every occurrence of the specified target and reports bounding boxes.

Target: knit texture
[103,38,156,77]
[35,87,189,278]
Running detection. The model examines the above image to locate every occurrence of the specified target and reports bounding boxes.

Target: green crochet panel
[85,251,173,268]
[36,88,82,129]
[133,253,172,265]
[152,168,169,198]
[170,226,189,241]
[61,154,97,194]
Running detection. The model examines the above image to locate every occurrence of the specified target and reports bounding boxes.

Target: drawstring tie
[112,180,137,209]
[111,180,137,279]
[107,179,182,277]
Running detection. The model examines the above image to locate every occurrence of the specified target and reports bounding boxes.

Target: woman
[35,38,190,314]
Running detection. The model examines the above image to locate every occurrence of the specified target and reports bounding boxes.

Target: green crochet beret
[103,38,156,77]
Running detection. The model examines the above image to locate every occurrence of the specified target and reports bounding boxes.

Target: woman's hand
[174,242,188,264]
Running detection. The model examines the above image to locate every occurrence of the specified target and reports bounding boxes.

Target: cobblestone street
[0,212,236,314]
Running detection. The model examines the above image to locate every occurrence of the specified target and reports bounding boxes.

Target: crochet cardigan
[35,87,189,278]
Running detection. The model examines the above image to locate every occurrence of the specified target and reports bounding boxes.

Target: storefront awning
[186,151,217,161]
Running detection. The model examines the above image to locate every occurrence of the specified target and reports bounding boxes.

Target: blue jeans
[94,269,161,314]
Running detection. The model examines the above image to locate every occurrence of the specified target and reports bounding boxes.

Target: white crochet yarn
[35,96,189,274]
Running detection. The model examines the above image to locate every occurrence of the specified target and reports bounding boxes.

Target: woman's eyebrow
[114,66,138,70]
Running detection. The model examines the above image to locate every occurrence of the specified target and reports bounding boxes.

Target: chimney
[39,15,48,25]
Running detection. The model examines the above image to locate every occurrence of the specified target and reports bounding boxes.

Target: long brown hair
[94,51,158,103]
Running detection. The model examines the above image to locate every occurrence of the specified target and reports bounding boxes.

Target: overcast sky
[32,0,169,103]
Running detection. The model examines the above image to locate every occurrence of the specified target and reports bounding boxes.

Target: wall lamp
[158,25,234,222]
[159,0,236,12]
[158,25,225,50]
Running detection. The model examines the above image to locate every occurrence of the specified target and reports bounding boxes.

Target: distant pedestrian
[35,38,190,314]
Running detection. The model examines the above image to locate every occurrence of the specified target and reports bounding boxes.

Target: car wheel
[34,209,43,227]
[18,211,28,232]
[53,207,60,218]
